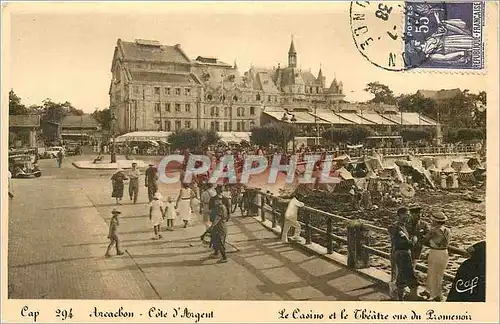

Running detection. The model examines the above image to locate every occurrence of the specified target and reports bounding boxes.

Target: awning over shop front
[314,111,354,125]
[115,131,172,143]
[358,113,398,125]
[218,132,251,143]
[263,111,329,124]
[336,113,377,125]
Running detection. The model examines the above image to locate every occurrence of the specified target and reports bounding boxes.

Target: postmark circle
[350,1,448,71]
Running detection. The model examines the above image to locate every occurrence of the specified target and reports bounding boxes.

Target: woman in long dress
[176,183,193,228]
[422,210,451,301]
[111,168,128,205]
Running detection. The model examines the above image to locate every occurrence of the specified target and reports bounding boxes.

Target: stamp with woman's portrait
[350,1,485,71]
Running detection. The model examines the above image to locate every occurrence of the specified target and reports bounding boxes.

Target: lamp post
[110,114,117,163]
[281,113,289,152]
[290,114,297,153]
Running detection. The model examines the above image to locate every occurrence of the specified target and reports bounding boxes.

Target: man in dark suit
[145,163,158,202]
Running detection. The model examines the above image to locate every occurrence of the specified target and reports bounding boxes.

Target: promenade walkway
[8,158,390,300]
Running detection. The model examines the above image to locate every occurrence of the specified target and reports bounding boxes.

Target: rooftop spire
[233,59,238,69]
[288,34,296,54]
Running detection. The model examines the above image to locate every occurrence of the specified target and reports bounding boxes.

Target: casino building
[109,38,438,144]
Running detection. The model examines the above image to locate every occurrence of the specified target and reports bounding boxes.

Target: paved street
[8,155,389,300]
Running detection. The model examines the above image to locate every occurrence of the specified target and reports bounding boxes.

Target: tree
[322,126,376,144]
[399,127,435,142]
[445,127,485,143]
[397,93,438,118]
[91,108,112,131]
[364,82,396,104]
[9,90,29,115]
[250,123,297,148]
[168,129,220,151]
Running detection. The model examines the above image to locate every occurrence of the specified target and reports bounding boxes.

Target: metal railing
[251,191,470,282]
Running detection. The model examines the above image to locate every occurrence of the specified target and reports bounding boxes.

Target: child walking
[105,208,124,257]
[149,192,165,240]
[165,196,177,231]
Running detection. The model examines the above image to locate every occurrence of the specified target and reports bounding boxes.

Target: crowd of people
[107,162,236,264]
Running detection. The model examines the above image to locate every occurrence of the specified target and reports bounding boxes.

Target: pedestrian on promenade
[56,150,63,168]
[176,183,193,228]
[105,208,124,257]
[8,170,13,198]
[164,196,177,231]
[422,210,451,302]
[388,207,420,301]
[406,204,429,270]
[447,240,485,302]
[200,183,217,229]
[128,162,140,204]
[111,168,128,205]
[191,183,201,223]
[149,192,165,240]
[145,163,159,203]
[210,194,229,263]
[281,194,305,243]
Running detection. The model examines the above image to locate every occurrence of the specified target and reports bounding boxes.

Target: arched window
[233,95,238,102]
[256,93,261,101]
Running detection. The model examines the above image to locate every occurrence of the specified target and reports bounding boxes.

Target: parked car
[45,146,66,158]
[65,144,81,156]
[9,154,41,178]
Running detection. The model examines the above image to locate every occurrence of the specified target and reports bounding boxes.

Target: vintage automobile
[9,154,42,178]
[65,143,81,156]
[45,146,66,159]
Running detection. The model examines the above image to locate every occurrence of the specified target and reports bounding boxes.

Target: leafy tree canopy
[168,129,220,151]
[91,108,112,131]
[364,82,396,104]
[9,90,29,115]
[322,126,376,144]
[250,123,297,148]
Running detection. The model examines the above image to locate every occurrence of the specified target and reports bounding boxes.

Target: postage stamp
[350,1,485,71]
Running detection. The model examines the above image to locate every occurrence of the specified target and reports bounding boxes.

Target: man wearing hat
[145,163,159,203]
[388,207,420,300]
[406,204,429,270]
[105,208,124,257]
[128,162,141,204]
[422,209,451,301]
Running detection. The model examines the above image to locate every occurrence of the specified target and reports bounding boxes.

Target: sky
[6,2,488,113]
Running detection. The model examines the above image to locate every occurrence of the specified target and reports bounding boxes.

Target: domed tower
[288,36,297,68]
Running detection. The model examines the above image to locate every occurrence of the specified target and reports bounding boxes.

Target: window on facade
[175,88,181,96]
[165,120,171,131]
[210,106,215,116]
[250,106,255,115]
[175,120,181,130]
[154,102,161,112]
[240,107,245,116]
[164,103,171,112]
[233,95,238,102]
[223,107,229,117]
[175,103,181,112]
[133,86,140,94]
[154,87,160,95]
[206,94,213,101]
[165,87,171,95]
[154,120,160,125]
[268,95,271,102]
[236,122,241,131]
[215,107,220,117]
[305,87,309,93]
[210,121,215,130]
[185,88,191,96]
[316,87,319,93]
[241,121,245,131]
[256,93,261,101]
[184,121,191,128]
[185,104,191,113]
[215,121,220,131]
[223,122,228,131]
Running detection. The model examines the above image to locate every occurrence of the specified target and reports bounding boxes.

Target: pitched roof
[130,71,199,84]
[280,67,304,86]
[256,72,280,94]
[118,40,191,64]
[62,115,100,128]
[301,71,318,85]
[9,115,40,128]
[288,39,296,54]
